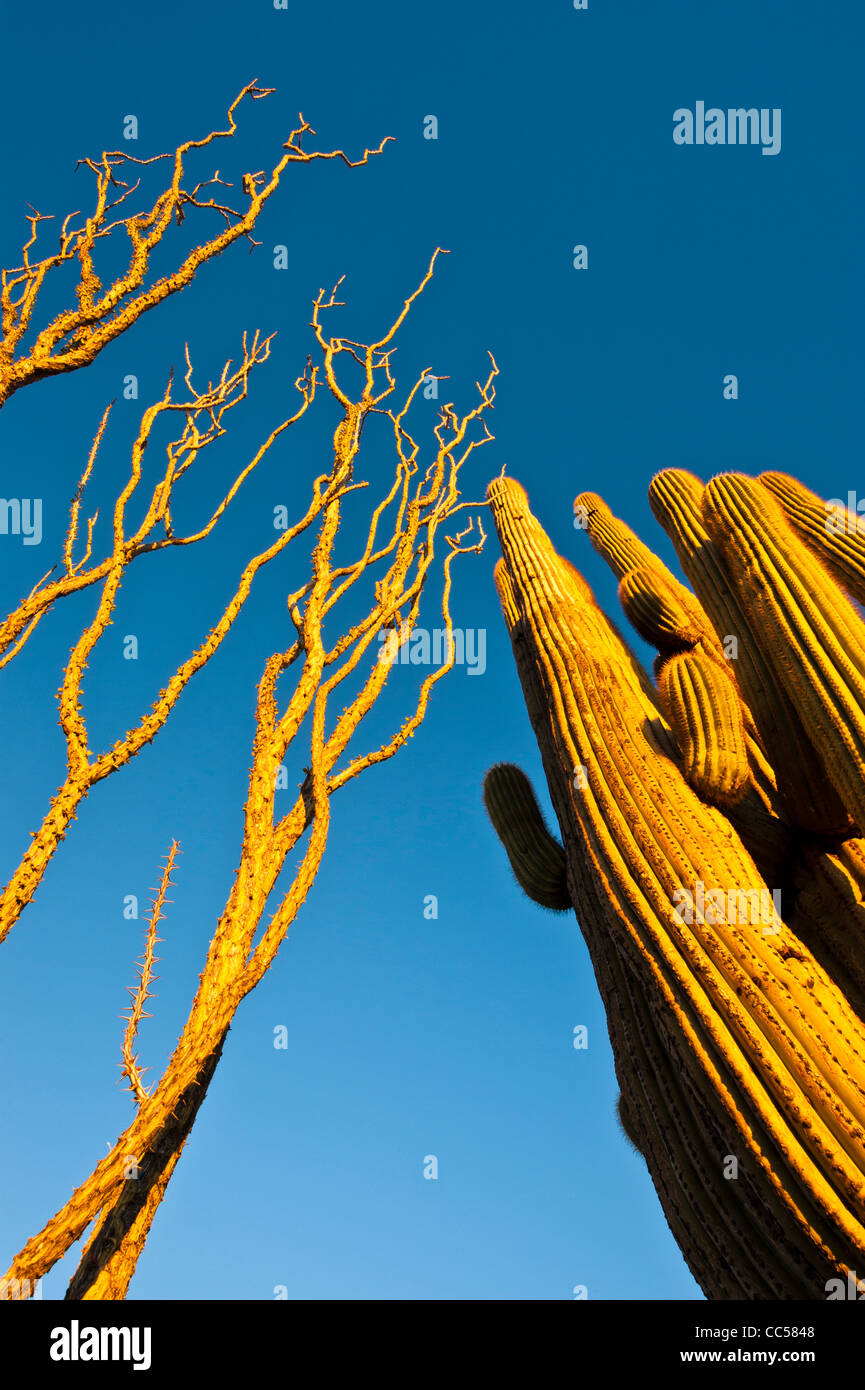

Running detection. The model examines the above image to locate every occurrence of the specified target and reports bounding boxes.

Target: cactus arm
[617,566,708,653]
[657,648,750,807]
[482,763,570,910]
[576,491,672,580]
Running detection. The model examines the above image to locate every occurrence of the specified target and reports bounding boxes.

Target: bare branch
[0,83,391,408]
[1,253,495,1303]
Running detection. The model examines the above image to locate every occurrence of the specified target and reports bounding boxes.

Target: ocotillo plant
[0,80,391,409]
[1,266,495,1300]
[1,89,496,1299]
[2,268,495,1301]
[0,80,391,944]
[484,470,865,1300]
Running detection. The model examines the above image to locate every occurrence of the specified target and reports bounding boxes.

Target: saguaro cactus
[485,469,865,1300]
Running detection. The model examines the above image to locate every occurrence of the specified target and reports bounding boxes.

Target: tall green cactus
[485,470,865,1300]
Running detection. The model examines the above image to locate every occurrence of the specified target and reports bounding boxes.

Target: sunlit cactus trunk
[485,473,865,1301]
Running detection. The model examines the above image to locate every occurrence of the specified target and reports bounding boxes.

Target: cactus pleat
[760,471,865,610]
[482,763,570,910]
[648,468,852,837]
[657,649,750,807]
[605,963,780,1298]
[702,474,865,834]
[789,840,865,1023]
[600,927,800,1298]
[604,938,829,1298]
[486,472,865,1298]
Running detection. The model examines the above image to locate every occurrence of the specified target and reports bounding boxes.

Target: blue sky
[0,0,862,1300]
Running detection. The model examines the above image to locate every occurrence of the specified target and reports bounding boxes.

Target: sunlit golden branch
[0,333,313,667]
[0,82,391,407]
[2,259,495,1300]
[0,347,330,945]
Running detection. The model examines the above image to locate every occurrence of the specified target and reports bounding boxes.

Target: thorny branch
[0,336,320,946]
[120,842,179,1106]
[0,80,392,408]
[2,250,497,1300]
[0,331,314,669]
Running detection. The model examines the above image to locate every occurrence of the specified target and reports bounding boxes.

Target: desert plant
[484,469,865,1299]
[0,88,495,1300]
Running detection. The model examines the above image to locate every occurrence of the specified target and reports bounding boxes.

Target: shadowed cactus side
[484,469,865,1300]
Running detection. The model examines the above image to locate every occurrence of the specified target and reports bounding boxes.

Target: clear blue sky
[0,0,862,1300]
